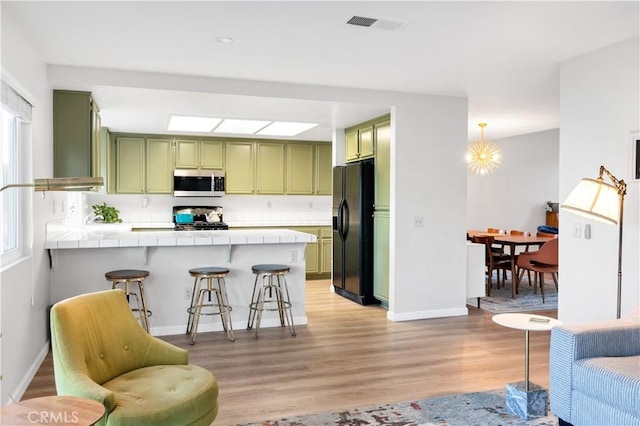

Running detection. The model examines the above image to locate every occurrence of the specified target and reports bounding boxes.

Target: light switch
[584,224,591,239]
[573,223,582,238]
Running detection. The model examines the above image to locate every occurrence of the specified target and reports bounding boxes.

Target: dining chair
[471,235,512,296]
[487,227,507,258]
[516,238,559,303]
[511,229,533,285]
[536,231,558,239]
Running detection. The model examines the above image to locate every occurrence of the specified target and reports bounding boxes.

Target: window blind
[1,79,32,122]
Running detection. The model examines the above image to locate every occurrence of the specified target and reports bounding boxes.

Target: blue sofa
[549,310,640,426]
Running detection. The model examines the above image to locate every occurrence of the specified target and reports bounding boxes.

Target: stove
[173,206,229,231]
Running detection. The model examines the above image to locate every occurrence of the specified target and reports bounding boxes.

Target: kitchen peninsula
[45,228,315,336]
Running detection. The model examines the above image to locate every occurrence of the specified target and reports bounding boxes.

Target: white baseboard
[387,307,469,322]
[12,341,50,402]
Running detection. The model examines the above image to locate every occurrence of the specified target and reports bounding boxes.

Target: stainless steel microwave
[173,169,225,197]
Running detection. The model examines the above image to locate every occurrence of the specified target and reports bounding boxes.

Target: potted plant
[91,202,123,223]
[545,201,559,213]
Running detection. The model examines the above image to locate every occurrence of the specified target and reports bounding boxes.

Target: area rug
[237,389,558,425]
[467,277,558,314]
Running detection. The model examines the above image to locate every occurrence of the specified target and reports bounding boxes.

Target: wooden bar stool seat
[247,264,295,339]
[187,267,234,344]
[105,269,152,333]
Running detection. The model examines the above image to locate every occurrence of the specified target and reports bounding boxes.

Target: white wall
[559,36,640,323]
[0,7,67,404]
[467,129,560,234]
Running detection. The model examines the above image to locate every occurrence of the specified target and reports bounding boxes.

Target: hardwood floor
[23,280,558,425]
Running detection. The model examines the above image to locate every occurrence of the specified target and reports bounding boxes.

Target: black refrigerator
[332,161,378,305]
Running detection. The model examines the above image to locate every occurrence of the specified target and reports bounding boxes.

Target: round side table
[492,313,562,419]
[0,395,105,425]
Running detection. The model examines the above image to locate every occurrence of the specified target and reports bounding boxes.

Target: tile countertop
[45,228,317,250]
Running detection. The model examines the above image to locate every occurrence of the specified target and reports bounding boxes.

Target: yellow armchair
[51,289,218,425]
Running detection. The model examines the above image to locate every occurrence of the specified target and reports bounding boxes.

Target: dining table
[467,230,555,299]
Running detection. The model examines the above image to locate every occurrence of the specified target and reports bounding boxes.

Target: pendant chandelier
[466,123,501,175]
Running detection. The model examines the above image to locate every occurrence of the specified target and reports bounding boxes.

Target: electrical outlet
[414,216,424,228]
[184,287,192,301]
[291,251,298,263]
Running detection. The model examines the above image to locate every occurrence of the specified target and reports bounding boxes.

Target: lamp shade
[561,177,620,225]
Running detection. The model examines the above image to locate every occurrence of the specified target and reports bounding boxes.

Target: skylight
[213,119,270,134]
[168,115,318,137]
[257,122,319,136]
[168,116,221,132]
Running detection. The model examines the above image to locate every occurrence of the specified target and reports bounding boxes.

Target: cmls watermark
[28,410,80,424]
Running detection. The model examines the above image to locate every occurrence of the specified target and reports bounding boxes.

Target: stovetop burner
[173,206,229,231]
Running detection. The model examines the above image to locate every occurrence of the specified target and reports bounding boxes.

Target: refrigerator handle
[342,199,349,239]
[337,199,344,240]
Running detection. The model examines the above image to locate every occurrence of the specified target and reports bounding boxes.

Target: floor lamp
[0,177,103,193]
[561,166,627,319]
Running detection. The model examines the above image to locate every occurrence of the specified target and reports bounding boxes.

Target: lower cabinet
[373,210,390,305]
[288,226,332,279]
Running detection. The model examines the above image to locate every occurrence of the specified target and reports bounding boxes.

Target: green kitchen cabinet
[256,142,285,194]
[174,139,198,168]
[114,136,172,194]
[345,124,374,163]
[200,140,224,169]
[373,210,390,305]
[320,228,332,274]
[286,143,314,194]
[146,138,173,193]
[315,144,332,195]
[115,137,145,193]
[225,141,255,194]
[53,90,101,178]
[374,119,391,210]
[345,128,359,162]
[305,235,320,274]
[175,139,224,169]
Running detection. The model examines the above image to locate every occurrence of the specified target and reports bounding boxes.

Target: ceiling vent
[346,15,405,31]
[346,15,378,27]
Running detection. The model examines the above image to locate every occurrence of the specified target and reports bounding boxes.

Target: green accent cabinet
[53,90,101,178]
[256,142,284,194]
[305,234,320,274]
[115,137,145,193]
[315,144,332,195]
[225,141,255,194]
[146,138,173,193]
[286,143,314,194]
[359,125,375,159]
[289,226,331,278]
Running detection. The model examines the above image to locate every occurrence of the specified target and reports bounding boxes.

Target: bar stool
[186,267,234,344]
[105,269,152,333]
[247,264,296,339]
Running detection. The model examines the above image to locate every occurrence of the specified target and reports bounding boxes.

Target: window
[1,80,32,265]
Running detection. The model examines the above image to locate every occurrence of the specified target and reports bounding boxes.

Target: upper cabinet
[109,132,332,196]
[113,136,172,194]
[374,119,391,210]
[314,144,332,195]
[175,139,223,169]
[345,124,374,163]
[53,90,101,178]
[286,143,314,194]
[256,142,285,194]
[225,141,255,194]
